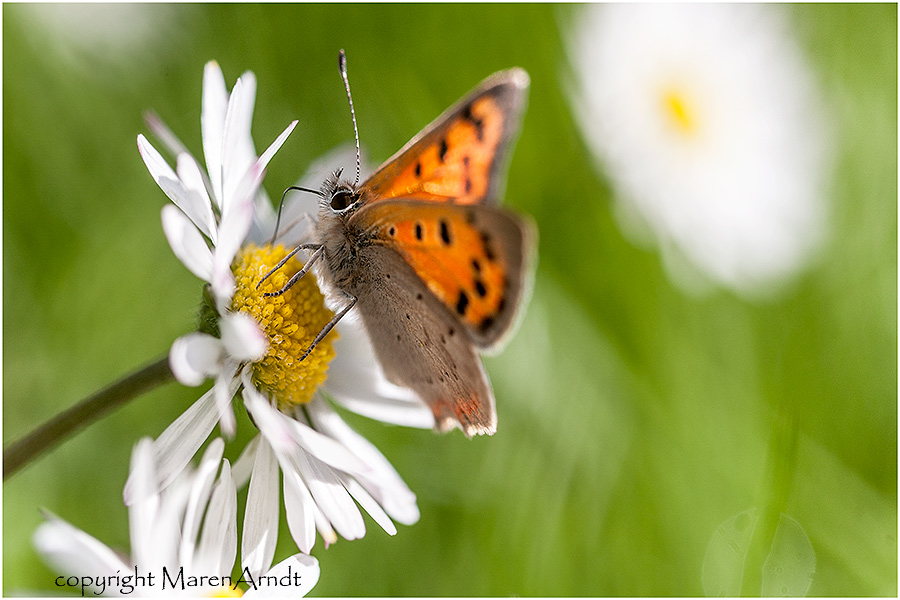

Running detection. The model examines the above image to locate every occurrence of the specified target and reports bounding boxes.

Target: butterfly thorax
[315,173,375,292]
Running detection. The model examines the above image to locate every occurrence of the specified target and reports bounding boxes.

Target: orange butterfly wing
[361,68,530,206]
[351,199,534,349]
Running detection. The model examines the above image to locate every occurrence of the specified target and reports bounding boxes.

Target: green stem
[3,357,174,480]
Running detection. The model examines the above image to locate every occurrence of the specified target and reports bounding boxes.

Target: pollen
[230,244,337,410]
[661,86,697,136]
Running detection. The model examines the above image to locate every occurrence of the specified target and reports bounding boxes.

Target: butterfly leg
[270,185,322,244]
[271,211,317,246]
[297,291,357,362]
[258,244,324,296]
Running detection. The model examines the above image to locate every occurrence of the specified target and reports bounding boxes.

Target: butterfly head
[321,168,365,216]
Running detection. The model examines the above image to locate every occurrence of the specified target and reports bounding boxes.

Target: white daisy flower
[138,60,296,436]
[568,4,831,296]
[34,438,320,597]
[133,61,433,577]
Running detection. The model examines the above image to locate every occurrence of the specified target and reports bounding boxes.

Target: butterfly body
[308,67,534,437]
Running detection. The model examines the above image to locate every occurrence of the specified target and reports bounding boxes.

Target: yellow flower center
[231,244,337,409]
[661,86,697,136]
[208,584,243,597]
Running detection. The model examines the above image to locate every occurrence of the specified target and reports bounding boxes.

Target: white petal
[168,331,222,387]
[211,197,254,308]
[307,398,419,525]
[127,439,159,568]
[244,554,320,598]
[226,162,266,225]
[242,439,280,579]
[242,383,295,452]
[211,271,236,317]
[136,133,182,193]
[291,449,366,541]
[286,415,373,476]
[138,135,214,239]
[124,391,219,503]
[161,205,214,283]
[330,392,435,429]
[245,386,370,477]
[221,312,268,362]
[202,61,228,207]
[243,386,341,546]
[228,120,297,244]
[278,437,339,549]
[145,110,191,159]
[231,434,261,489]
[147,471,191,571]
[196,460,237,576]
[342,476,396,536]
[33,514,130,585]
[282,468,317,554]
[257,120,298,172]
[175,153,217,243]
[180,438,225,569]
[224,72,259,183]
[221,77,254,213]
[213,360,240,438]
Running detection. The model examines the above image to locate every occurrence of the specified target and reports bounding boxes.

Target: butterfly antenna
[338,49,361,187]
[271,185,324,245]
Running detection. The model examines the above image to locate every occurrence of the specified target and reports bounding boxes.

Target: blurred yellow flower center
[661,87,696,135]
[231,244,337,410]
[209,584,243,597]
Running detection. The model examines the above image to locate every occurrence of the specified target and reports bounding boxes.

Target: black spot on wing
[462,104,485,142]
[480,231,496,262]
[439,138,449,162]
[415,222,424,240]
[456,291,469,316]
[439,220,451,245]
[479,316,495,333]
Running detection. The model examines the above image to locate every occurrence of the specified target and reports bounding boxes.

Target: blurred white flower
[34,438,320,597]
[15,4,186,72]
[134,61,433,575]
[568,4,831,296]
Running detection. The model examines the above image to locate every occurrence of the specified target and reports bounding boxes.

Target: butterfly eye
[330,190,356,212]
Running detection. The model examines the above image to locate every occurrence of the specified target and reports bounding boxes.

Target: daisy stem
[3,357,174,480]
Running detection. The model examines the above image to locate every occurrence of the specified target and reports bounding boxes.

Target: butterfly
[267,52,535,437]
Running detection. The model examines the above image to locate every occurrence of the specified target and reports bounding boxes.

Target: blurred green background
[3,3,896,596]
